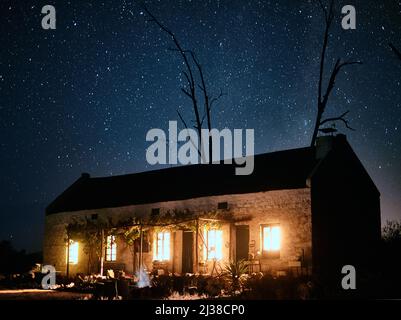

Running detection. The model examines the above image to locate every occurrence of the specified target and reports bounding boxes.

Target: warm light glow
[68,240,79,264]
[204,228,223,261]
[262,225,281,252]
[106,235,117,261]
[153,231,170,261]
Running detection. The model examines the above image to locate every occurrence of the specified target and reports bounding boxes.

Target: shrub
[242,273,314,300]
[204,276,225,297]
[151,274,173,298]
[191,275,224,298]
[222,260,249,294]
[195,275,208,296]
[172,275,185,295]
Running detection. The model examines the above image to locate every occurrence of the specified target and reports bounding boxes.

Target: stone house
[43,134,381,280]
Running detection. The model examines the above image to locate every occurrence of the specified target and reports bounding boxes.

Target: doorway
[182,231,194,273]
[236,225,249,261]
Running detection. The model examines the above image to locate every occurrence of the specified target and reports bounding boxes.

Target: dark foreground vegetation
[1,220,401,299]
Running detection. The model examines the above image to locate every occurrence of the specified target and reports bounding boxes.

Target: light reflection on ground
[0,289,92,300]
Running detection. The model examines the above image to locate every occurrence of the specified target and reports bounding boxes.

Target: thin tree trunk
[311,108,323,147]
[66,235,70,278]
[310,0,359,146]
[139,224,143,269]
[311,1,331,147]
[195,219,199,273]
[143,6,224,163]
[100,229,104,276]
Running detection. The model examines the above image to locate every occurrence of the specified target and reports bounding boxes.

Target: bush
[204,276,225,297]
[189,275,225,298]
[242,273,314,299]
[0,241,42,275]
[172,275,186,295]
[125,273,322,300]
[222,260,249,294]
[151,274,173,298]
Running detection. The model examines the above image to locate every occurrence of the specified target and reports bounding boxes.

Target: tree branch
[189,49,214,163]
[317,0,335,108]
[210,89,226,109]
[181,88,192,99]
[320,59,362,110]
[317,0,328,23]
[320,110,355,131]
[310,0,360,146]
[390,43,401,61]
[176,110,201,157]
[200,90,225,126]
[143,5,204,157]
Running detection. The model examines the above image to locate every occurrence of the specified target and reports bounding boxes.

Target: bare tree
[143,5,224,163]
[310,0,362,147]
[389,43,401,62]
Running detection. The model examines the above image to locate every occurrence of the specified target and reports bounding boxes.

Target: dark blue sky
[1,0,400,252]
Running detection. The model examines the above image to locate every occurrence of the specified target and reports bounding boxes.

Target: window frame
[204,228,223,261]
[67,240,79,265]
[260,224,281,258]
[105,235,117,262]
[153,231,171,261]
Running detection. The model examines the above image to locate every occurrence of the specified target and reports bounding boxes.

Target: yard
[0,289,92,300]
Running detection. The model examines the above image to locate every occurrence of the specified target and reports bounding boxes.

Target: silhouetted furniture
[93,280,118,300]
[117,279,130,299]
[103,262,126,276]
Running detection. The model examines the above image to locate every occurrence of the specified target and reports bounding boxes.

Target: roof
[46,146,318,215]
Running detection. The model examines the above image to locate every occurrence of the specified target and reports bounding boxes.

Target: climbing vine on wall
[65,209,235,273]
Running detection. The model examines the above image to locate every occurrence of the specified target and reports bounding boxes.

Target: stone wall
[43,188,311,276]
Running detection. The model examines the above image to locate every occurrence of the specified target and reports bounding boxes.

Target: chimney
[81,172,90,179]
[315,134,347,159]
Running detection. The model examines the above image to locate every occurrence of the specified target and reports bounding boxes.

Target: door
[182,231,194,273]
[236,225,249,261]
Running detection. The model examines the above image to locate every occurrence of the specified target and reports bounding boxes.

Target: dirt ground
[0,289,92,300]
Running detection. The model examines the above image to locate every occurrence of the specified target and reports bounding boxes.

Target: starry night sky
[1,0,400,252]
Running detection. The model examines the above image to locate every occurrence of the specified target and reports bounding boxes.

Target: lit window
[204,229,223,261]
[262,225,281,255]
[153,232,170,261]
[67,240,79,264]
[106,235,117,261]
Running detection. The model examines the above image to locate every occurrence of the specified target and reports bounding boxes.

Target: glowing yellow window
[67,240,79,265]
[262,225,281,255]
[153,232,170,261]
[204,229,223,261]
[106,235,117,261]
